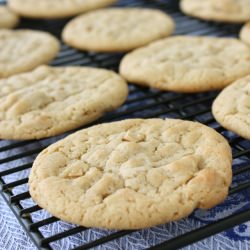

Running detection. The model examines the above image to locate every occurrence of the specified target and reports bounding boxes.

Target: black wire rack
[0,0,250,249]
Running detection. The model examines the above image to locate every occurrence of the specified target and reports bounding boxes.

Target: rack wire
[0,0,250,249]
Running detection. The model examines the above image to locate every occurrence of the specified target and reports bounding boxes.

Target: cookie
[240,22,250,46]
[0,6,19,29]
[29,118,232,230]
[120,36,250,93]
[62,8,175,52]
[8,0,117,19]
[212,75,250,140]
[0,29,59,79]
[180,0,250,23]
[0,66,128,140]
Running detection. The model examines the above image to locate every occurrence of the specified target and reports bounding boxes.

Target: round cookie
[0,66,128,140]
[180,0,250,23]
[240,22,250,46]
[29,118,232,230]
[0,29,59,79]
[212,75,250,140]
[119,36,250,93]
[8,0,117,19]
[0,6,19,29]
[62,8,175,52]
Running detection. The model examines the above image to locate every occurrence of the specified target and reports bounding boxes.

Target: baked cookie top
[212,75,250,140]
[62,8,175,52]
[0,29,59,78]
[8,0,117,19]
[119,36,250,92]
[0,6,19,29]
[29,118,232,230]
[240,22,250,46]
[0,66,128,140]
[180,0,250,23]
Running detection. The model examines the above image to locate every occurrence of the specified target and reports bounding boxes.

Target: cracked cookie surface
[0,66,128,140]
[62,8,175,52]
[8,0,117,19]
[0,30,59,78]
[0,6,19,29]
[29,118,232,229]
[120,36,250,92]
[212,75,250,140]
[181,0,250,23]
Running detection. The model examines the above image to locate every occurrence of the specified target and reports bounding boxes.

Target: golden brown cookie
[212,74,250,140]
[62,8,175,52]
[0,6,19,29]
[240,22,250,46]
[0,66,128,140]
[120,36,250,92]
[180,0,250,23]
[0,29,59,78]
[8,0,117,19]
[29,118,232,229]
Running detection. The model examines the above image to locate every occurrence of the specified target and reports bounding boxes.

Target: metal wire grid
[0,0,250,249]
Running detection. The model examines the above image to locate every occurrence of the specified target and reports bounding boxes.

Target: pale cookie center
[49,126,207,201]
